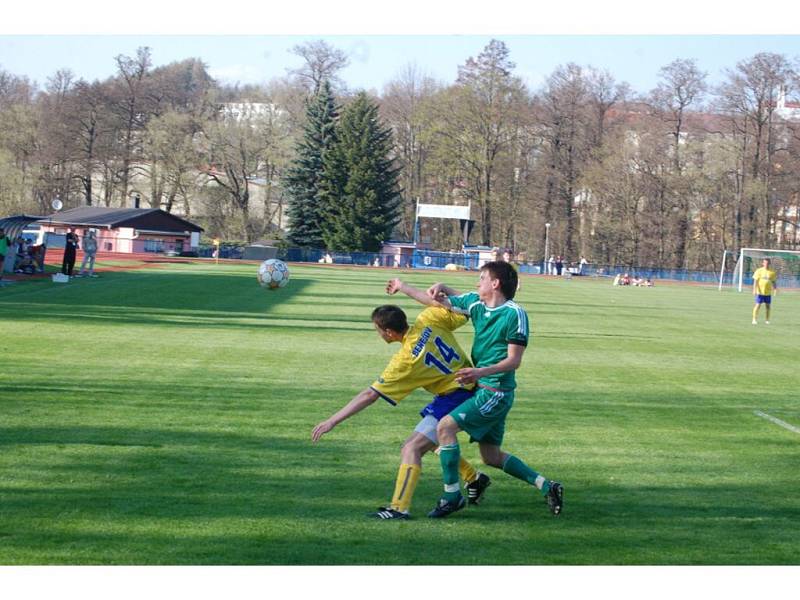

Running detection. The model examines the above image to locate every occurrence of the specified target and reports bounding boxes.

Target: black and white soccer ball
[257,259,290,290]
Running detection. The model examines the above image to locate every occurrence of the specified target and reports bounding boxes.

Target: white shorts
[414,414,440,444]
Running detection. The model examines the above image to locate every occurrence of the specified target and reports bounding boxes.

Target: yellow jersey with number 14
[370,307,474,406]
[753,267,777,295]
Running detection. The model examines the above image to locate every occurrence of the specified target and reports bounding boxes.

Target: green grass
[1,262,799,564]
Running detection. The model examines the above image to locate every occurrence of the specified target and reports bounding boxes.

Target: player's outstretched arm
[311,387,380,442]
[427,283,461,302]
[386,278,452,309]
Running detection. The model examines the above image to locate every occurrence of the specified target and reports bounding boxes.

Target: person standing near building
[0,228,10,283]
[752,258,778,325]
[77,230,98,277]
[555,256,564,276]
[61,228,78,276]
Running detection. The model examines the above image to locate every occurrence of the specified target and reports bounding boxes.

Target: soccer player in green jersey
[312,304,490,519]
[387,261,563,518]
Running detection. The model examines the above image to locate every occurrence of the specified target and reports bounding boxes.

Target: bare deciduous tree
[381,63,442,238]
[719,52,795,248]
[111,47,153,203]
[433,39,526,246]
[650,58,707,267]
[288,40,350,94]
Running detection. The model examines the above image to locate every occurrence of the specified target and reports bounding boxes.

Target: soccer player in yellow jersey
[311,304,491,519]
[752,258,778,325]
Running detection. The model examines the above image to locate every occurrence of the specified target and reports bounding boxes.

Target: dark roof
[39,207,203,232]
[0,215,46,239]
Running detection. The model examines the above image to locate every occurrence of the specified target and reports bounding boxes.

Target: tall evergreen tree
[320,92,402,252]
[284,80,338,247]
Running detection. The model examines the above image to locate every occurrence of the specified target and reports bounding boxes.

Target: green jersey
[448,291,529,391]
[0,235,9,257]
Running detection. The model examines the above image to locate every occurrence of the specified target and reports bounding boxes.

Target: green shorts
[449,387,514,446]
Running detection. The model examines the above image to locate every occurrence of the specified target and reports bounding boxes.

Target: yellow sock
[390,463,421,513]
[753,305,759,321]
[458,456,478,485]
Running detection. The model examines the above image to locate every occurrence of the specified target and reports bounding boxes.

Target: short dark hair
[481,260,518,300]
[371,305,409,333]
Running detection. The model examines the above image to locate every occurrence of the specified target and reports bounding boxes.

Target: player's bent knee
[436,415,459,437]
[402,432,436,462]
[400,445,419,464]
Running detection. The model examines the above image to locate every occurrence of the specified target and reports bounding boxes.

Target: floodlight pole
[718,249,729,291]
[413,198,420,247]
[46,195,62,247]
[738,248,745,292]
[544,223,551,275]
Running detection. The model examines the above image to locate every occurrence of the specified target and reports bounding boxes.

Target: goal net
[723,248,800,291]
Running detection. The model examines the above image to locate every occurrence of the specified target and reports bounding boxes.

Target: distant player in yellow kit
[752,258,778,325]
[311,304,490,519]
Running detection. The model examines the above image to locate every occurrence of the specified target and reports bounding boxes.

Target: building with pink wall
[38,207,204,254]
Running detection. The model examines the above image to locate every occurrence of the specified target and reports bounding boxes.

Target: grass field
[1,260,799,565]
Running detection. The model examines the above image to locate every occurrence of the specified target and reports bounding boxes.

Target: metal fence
[276,247,800,288]
[549,263,800,288]
[33,235,798,288]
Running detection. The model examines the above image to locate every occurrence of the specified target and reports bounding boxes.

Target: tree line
[1,40,799,271]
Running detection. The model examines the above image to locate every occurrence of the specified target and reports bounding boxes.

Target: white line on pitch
[754,410,800,435]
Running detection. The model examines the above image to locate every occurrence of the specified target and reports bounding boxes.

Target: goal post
[723,247,800,291]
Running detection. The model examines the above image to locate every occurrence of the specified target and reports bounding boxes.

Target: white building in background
[775,205,800,246]
[220,102,285,122]
[775,88,800,122]
[70,100,291,234]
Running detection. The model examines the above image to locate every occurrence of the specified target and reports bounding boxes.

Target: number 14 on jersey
[424,336,460,374]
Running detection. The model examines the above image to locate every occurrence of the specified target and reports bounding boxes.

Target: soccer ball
[257,259,290,290]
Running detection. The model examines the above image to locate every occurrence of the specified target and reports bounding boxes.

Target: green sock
[439,444,462,501]
[503,454,549,496]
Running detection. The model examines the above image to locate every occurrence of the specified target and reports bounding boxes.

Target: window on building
[144,239,165,253]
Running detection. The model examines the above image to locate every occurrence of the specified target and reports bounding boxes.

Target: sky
[2,1,799,96]
[1,35,800,95]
